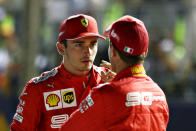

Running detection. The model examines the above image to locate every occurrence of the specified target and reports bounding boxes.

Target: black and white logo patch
[34,69,58,84]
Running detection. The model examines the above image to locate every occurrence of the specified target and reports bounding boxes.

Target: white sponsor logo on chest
[51,114,69,128]
[125,92,165,107]
[43,88,77,111]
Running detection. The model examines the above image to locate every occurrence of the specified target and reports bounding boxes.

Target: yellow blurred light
[0,15,15,37]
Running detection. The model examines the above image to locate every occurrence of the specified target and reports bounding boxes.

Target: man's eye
[75,43,82,47]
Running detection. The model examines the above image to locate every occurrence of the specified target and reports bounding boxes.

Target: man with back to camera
[10,14,114,130]
[59,15,169,131]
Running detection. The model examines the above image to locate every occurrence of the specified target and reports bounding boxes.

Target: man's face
[64,36,98,75]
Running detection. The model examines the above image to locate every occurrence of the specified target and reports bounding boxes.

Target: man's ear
[56,42,65,56]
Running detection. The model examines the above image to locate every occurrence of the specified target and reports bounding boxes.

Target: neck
[115,61,144,74]
[117,65,129,74]
[62,61,90,77]
[114,60,129,74]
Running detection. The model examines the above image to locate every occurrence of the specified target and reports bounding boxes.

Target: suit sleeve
[10,81,43,131]
[59,87,104,131]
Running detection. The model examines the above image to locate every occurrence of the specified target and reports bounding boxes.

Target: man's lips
[81,60,92,63]
[81,58,92,63]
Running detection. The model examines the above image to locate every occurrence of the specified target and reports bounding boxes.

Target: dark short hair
[60,40,67,48]
[111,41,145,65]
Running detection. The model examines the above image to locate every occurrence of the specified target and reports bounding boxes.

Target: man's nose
[83,46,91,55]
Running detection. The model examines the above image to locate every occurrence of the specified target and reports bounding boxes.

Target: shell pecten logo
[46,94,60,107]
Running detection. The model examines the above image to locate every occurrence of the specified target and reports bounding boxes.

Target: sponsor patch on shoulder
[34,69,58,84]
[13,113,23,123]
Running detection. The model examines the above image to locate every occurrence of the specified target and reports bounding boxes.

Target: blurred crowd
[0,0,196,130]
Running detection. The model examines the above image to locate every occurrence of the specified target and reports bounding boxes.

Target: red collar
[113,64,146,81]
[58,63,89,81]
[57,63,100,86]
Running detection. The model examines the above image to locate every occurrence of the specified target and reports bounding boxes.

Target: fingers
[100,60,116,82]
[101,70,116,82]
[100,60,112,70]
[101,71,106,82]
[106,71,116,81]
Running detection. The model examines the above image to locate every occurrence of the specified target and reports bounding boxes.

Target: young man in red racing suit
[60,15,169,131]
[10,14,112,131]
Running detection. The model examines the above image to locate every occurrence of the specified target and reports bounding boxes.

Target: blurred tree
[20,0,42,88]
[103,0,125,30]
[183,0,196,100]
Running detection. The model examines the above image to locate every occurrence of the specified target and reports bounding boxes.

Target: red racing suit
[60,64,169,131]
[11,63,107,131]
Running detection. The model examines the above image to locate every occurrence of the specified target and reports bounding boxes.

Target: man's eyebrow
[73,41,84,43]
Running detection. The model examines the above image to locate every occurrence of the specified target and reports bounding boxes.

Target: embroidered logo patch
[61,88,77,108]
[13,113,23,123]
[124,46,134,54]
[125,92,165,107]
[80,93,94,113]
[81,18,88,27]
[51,114,69,128]
[34,69,58,84]
[46,94,60,107]
[44,88,77,111]
[16,106,23,114]
[44,90,62,111]
[62,91,74,104]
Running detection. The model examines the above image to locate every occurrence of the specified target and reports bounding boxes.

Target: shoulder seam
[33,69,58,84]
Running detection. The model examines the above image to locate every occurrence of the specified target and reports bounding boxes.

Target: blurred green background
[0,0,196,130]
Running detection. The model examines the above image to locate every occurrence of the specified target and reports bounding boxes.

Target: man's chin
[82,64,93,71]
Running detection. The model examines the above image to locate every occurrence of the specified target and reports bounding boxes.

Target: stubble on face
[63,37,98,76]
